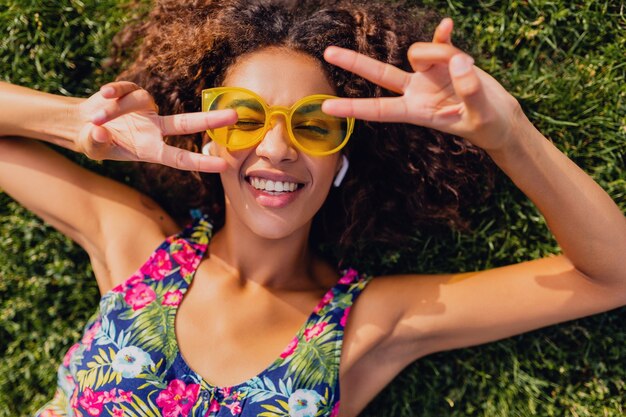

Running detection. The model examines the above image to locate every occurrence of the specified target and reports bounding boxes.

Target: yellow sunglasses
[202,87,355,156]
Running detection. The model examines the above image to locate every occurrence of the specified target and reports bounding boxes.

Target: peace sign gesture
[76,81,237,172]
[322,18,524,152]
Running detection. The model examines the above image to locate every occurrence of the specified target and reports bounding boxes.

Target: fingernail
[91,110,107,124]
[100,86,115,96]
[92,127,109,143]
[449,55,474,77]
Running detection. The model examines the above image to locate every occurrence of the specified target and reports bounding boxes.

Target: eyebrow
[297,103,323,115]
[229,98,264,112]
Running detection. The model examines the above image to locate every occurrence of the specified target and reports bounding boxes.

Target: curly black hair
[110,0,494,260]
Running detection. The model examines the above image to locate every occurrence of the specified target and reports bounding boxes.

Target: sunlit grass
[0,0,624,415]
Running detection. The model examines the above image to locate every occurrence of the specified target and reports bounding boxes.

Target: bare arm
[0,80,235,170]
[0,81,83,149]
[324,18,626,373]
[0,137,178,293]
[0,81,236,291]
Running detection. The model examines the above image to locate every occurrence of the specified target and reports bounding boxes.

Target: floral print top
[35,215,372,417]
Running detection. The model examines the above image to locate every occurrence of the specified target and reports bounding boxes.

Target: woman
[0,0,624,416]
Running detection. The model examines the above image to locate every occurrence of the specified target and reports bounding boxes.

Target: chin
[246,213,312,241]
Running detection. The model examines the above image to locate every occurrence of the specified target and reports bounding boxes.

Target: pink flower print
[194,243,208,252]
[338,268,358,284]
[303,322,328,342]
[207,399,221,413]
[340,307,351,328]
[220,386,232,398]
[313,292,334,314]
[162,290,184,307]
[280,336,299,358]
[78,387,105,416]
[101,388,117,404]
[116,389,132,403]
[224,401,242,415]
[330,401,340,417]
[81,321,101,351]
[63,343,81,367]
[40,409,63,417]
[125,273,144,288]
[124,283,156,310]
[113,272,143,293]
[156,379,200,417]
[172,240,198,277]
[141,249,172,281]
[70,386,80,408]
[111,407,123,417]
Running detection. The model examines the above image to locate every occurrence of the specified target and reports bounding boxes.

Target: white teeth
[248,176,300,193]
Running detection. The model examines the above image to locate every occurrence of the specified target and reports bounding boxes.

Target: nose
[255,117,298,163]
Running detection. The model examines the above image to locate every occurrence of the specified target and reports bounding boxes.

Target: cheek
[215,146,249,171]
[311,157,341,185]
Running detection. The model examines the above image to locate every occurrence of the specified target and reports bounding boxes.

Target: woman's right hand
[76,81,237,172]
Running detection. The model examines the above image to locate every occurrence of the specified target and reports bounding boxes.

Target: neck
[209,208,319,290]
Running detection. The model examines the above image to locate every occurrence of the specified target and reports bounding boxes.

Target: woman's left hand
[322,18,524,152]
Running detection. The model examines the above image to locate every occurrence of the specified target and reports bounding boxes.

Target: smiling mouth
[245,176,305,194]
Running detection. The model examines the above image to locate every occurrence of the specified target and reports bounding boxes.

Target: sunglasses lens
[291,98,349,154]
[206,90,266,149]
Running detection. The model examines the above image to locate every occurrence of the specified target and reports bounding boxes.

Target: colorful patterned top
[35,215,372,417]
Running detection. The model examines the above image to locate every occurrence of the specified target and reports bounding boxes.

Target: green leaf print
[96,316,131,349]
[191,220,213,245]
[247,376,294,403]
[118,393,163,417]
[122,280,184,367]
[76,347,121,391]
[124,301,178,366]
[315,292,353,317]
[274,320,341,389]
[259,399,291,417]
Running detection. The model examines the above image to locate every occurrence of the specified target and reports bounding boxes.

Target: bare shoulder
[90,176,181,293]
[338,258,626,414]
[338,273,433,415]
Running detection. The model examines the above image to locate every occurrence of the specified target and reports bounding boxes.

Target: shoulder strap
[311,268,372,321]
[177,213,215,247]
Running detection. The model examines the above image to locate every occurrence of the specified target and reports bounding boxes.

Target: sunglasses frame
[201,87,355,156]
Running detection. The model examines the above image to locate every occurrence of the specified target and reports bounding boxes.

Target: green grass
[1,0,624,416]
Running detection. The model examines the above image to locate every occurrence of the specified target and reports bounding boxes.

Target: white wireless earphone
[333,155,349,187]
[201,141,213,156]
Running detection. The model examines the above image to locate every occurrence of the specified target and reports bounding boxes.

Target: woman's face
[213,48,342,240]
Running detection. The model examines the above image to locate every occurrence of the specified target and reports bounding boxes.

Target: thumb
[448,54,489,115]
[77,124,113,160]
[91,124,111,144]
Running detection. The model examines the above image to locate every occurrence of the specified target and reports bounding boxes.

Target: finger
[432,18,453,44]
[322,97,412,123]
[448,54,489,117]
[158,143,228,173]
[99,81,142,99]
[91,88,159,125]
[77,124,112,160]
[91,124,111,144]
[159,109,238,136]
[408,42,461,72]
[324,46,411,94]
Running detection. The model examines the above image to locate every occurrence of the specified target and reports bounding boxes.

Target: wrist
[36,95,85,148]
[484,109,541,166]
[0,82,84,149]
